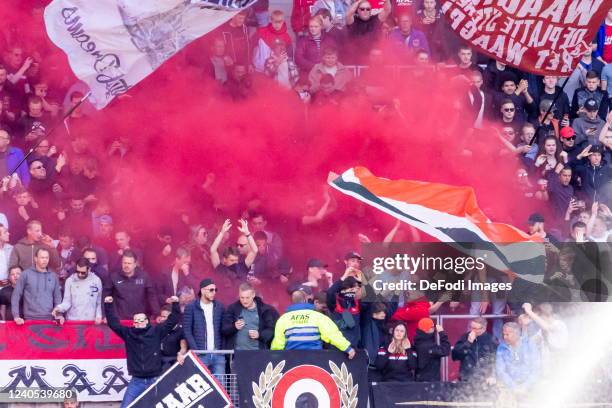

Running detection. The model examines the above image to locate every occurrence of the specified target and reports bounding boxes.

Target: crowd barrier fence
[189,313,514,407]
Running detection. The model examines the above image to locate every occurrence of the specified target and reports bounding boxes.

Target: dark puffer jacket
[105,301,179,378]
[452,332,498,381]
[413,328,451,382]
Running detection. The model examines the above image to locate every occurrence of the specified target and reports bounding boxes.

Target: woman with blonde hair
[375,322,417,381]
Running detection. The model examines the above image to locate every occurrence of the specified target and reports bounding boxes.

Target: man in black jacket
[413,318,450,382]
[104,294,179,408]
[452,317,498,382]
[221,282,278,350]
[570,145,611,207]
[103,250,159,319]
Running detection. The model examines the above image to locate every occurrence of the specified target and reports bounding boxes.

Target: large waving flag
[44,0,254,109]
[329,167,546,282]
[440,0,608,75]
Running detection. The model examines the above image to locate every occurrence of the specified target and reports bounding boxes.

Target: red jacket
[255,22,293,49]
[291,0,316,35]
[391,299,430,342]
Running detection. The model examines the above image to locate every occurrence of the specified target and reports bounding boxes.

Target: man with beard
[9,219,60,270]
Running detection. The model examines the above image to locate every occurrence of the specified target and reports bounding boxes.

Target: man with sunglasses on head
[104,294,180,408]
[345,0,391,63]
[53,257,103,323]
[183,279,226,378]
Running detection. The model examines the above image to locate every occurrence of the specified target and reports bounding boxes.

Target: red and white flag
[329,167,546,282]
[44,0,254,109]
[440,0,609,75]
[0,321,129,402]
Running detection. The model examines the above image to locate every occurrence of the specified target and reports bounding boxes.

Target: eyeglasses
[503,108,515,112]
[359,7,371,11]
[133,318,148,324]
[518,173,528,178]
[31,165,44,170]
[236,243,247,248]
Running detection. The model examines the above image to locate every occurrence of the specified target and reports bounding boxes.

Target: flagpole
[6,91,92,179]
[527,76,570,146]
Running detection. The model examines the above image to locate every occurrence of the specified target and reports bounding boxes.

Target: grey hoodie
[572,116,605,146]
[11,267,61,320]
[56,272,102,321]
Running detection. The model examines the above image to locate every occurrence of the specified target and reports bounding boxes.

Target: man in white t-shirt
[183,279,226,377]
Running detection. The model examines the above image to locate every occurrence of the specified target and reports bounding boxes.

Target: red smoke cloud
[1,1,533,296]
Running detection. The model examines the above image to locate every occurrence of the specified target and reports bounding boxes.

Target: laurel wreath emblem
[329,361,358,408]
[250,360,358,408]
[251,360,285,408]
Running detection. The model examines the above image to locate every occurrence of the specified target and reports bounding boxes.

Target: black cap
[341,276,362,290]
[287,283,314,296]
[200,278,215,289]
[527,213,545,225]
[584,98,599,112]
[307,258,327,268]
[344,251,363,261]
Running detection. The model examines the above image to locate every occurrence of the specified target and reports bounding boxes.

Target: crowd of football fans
[0,1,611,400]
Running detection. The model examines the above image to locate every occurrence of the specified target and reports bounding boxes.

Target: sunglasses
[205,288,218,292]
[564,136,576,141]
[359,7,371,11]
[503,108,515,112]
[31,165,44,170]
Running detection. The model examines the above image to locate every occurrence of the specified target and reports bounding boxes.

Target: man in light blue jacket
[496,322,541,395]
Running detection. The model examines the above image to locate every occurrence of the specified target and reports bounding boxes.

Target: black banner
[370,382,502,408]
[127,352,231,408]
[234,350,369,408]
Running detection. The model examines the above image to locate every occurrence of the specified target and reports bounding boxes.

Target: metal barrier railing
[191,313,514,404]
[432,314,514,381]
[344,64,461,79]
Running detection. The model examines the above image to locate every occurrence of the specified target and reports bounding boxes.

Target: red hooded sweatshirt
[256,22,293,50]
[391,298,431,342]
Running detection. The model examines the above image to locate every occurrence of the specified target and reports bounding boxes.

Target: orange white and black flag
[329,167,546,283]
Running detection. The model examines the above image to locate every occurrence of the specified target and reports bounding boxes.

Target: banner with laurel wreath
[234,350,369,408]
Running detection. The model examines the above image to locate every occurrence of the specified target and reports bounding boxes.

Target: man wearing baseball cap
[287,258,333,297]
[182,279,226,378]
[559,126,586,163]
[526,213,560,244]
[572,98,606,145]
[570,144,611,206]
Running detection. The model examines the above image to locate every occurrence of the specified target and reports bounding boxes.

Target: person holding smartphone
[221,282,278,350]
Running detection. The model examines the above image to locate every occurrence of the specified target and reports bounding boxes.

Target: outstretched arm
[211,219,232,268]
